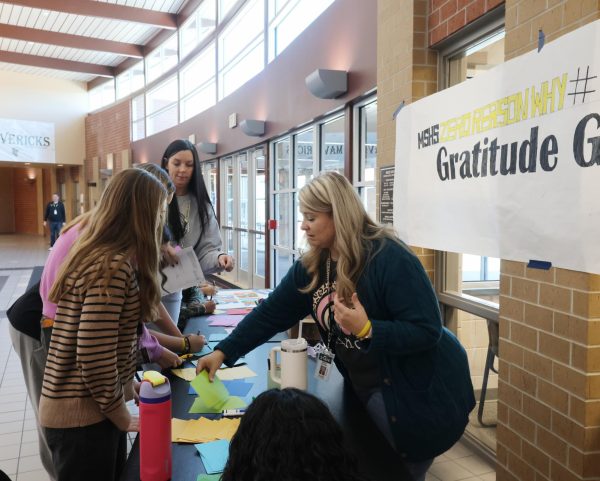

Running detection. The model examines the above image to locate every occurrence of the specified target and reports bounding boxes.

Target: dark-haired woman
[160,139,234,323]
[222,389,369,481]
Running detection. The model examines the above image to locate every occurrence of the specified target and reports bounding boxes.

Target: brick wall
[378,0,438,280]
[13,168,39,234]
[85,100,131,182]
[429,0,505,46]
[498,4,600,480]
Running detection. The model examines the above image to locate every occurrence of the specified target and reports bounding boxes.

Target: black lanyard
[325,254,338,351]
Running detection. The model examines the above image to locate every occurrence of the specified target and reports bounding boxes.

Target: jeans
[49,221,62,247]
[161,290,182,325]
[361,389,434,481]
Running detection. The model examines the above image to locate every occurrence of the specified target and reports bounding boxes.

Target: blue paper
[222,380,253,397]
[194,344,213,357]
[189,385,197,395]
[209,333,228,343]
[195,439,230,474]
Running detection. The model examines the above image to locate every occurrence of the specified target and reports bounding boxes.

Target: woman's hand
[218,254,235,272]
[203,300,216,315]
[161,244,180,267]
[196,350,226,381]
[187,334,207,353]
[157,347,183,369]
[333,293,370,337]
[200,282,217,297]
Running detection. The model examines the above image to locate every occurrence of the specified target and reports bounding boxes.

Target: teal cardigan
[217,239,475,461]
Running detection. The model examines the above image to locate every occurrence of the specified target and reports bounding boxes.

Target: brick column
[496,2,600,480]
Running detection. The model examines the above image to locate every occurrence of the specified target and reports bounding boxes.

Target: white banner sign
[394,20,600,274]
[0,118,55,163]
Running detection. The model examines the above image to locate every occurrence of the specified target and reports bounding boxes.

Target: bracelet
[181,337,186,352]
[356,320,372,339]
[183,336,191,354]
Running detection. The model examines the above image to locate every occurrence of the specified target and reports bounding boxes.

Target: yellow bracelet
[356,319,372,339]
[181,337,186,352]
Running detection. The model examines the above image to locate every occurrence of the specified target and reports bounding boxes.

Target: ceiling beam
[0,24,144,58]
[8,0,177,30]
[0,50,114,77]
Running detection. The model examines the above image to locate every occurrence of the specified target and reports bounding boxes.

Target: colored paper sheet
[188,395,246,414]
[191,371,229,408]
[175,417,240,443]
[224,327,234,334]
[225,308,252,315]
[171,418,189,443]
[194,344,213,357]
[221,379,253,397]
[216,365,257,381]
[197,474,222,481]
[214,302,246,309]
[208,333,228,343]
[171,367,197,381]
[208,315,243,327]
[195,440,230,474]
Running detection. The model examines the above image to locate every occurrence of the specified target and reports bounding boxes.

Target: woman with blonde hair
[198,171,475,481]
[39,168,168,481]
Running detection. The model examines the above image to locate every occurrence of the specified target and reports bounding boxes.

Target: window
[268,0,335,61]
[179,44,216,121]
[440,27,505,306]
[180,0,216,59]
[270,113,346,287]
[200,160,218,207]
[354,98,377,219]
[89,80,115,111]
[218,0,264,99]
[131,94,145,141]
[220,147,267,288]
[320,116,345,174]
[219,0,240,22]
[116,62,144,100]
[146,35,178,84]
[437,20,505,455]
[146,75,178,136]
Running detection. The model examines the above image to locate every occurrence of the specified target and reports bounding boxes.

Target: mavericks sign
[0,118,55,163]
[394,20,600,274]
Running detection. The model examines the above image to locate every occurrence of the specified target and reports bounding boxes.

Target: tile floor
[0,234,496,481]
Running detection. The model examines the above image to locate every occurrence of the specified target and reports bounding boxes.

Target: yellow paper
[171,417,240,443]
[172,418,189,442]
[171,368,197,381]
[216,365,257,381]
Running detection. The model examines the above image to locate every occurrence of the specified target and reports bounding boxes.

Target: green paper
[189,397,222,414]
[188,395,246,414]
[197,474,221,481]
[191,371,229,408]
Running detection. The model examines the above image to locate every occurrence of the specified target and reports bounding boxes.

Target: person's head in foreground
[221,388,368,481]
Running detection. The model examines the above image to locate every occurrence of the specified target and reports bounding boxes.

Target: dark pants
[49,221,62,247]
[45,419,127,481]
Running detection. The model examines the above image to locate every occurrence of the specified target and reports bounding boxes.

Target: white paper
[161,246,205,294]
[394,20,600,274]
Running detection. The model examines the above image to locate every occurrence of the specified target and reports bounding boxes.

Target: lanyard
[325,254,338,351]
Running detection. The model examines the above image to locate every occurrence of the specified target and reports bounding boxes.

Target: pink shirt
[40,225,80,319]
[40,224,164,361]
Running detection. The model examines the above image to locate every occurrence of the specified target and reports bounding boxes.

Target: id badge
[54,209,57,215]
[314,348,335,381]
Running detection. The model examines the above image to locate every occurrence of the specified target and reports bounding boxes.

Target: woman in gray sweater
[160,139,234,323]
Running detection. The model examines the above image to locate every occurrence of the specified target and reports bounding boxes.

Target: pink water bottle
[139,371,172,481]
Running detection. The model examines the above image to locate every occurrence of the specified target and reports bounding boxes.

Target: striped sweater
[39,255,140,432]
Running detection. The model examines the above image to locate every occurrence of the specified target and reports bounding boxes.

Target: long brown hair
[49,169,168,321]
[299,171,400,302]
